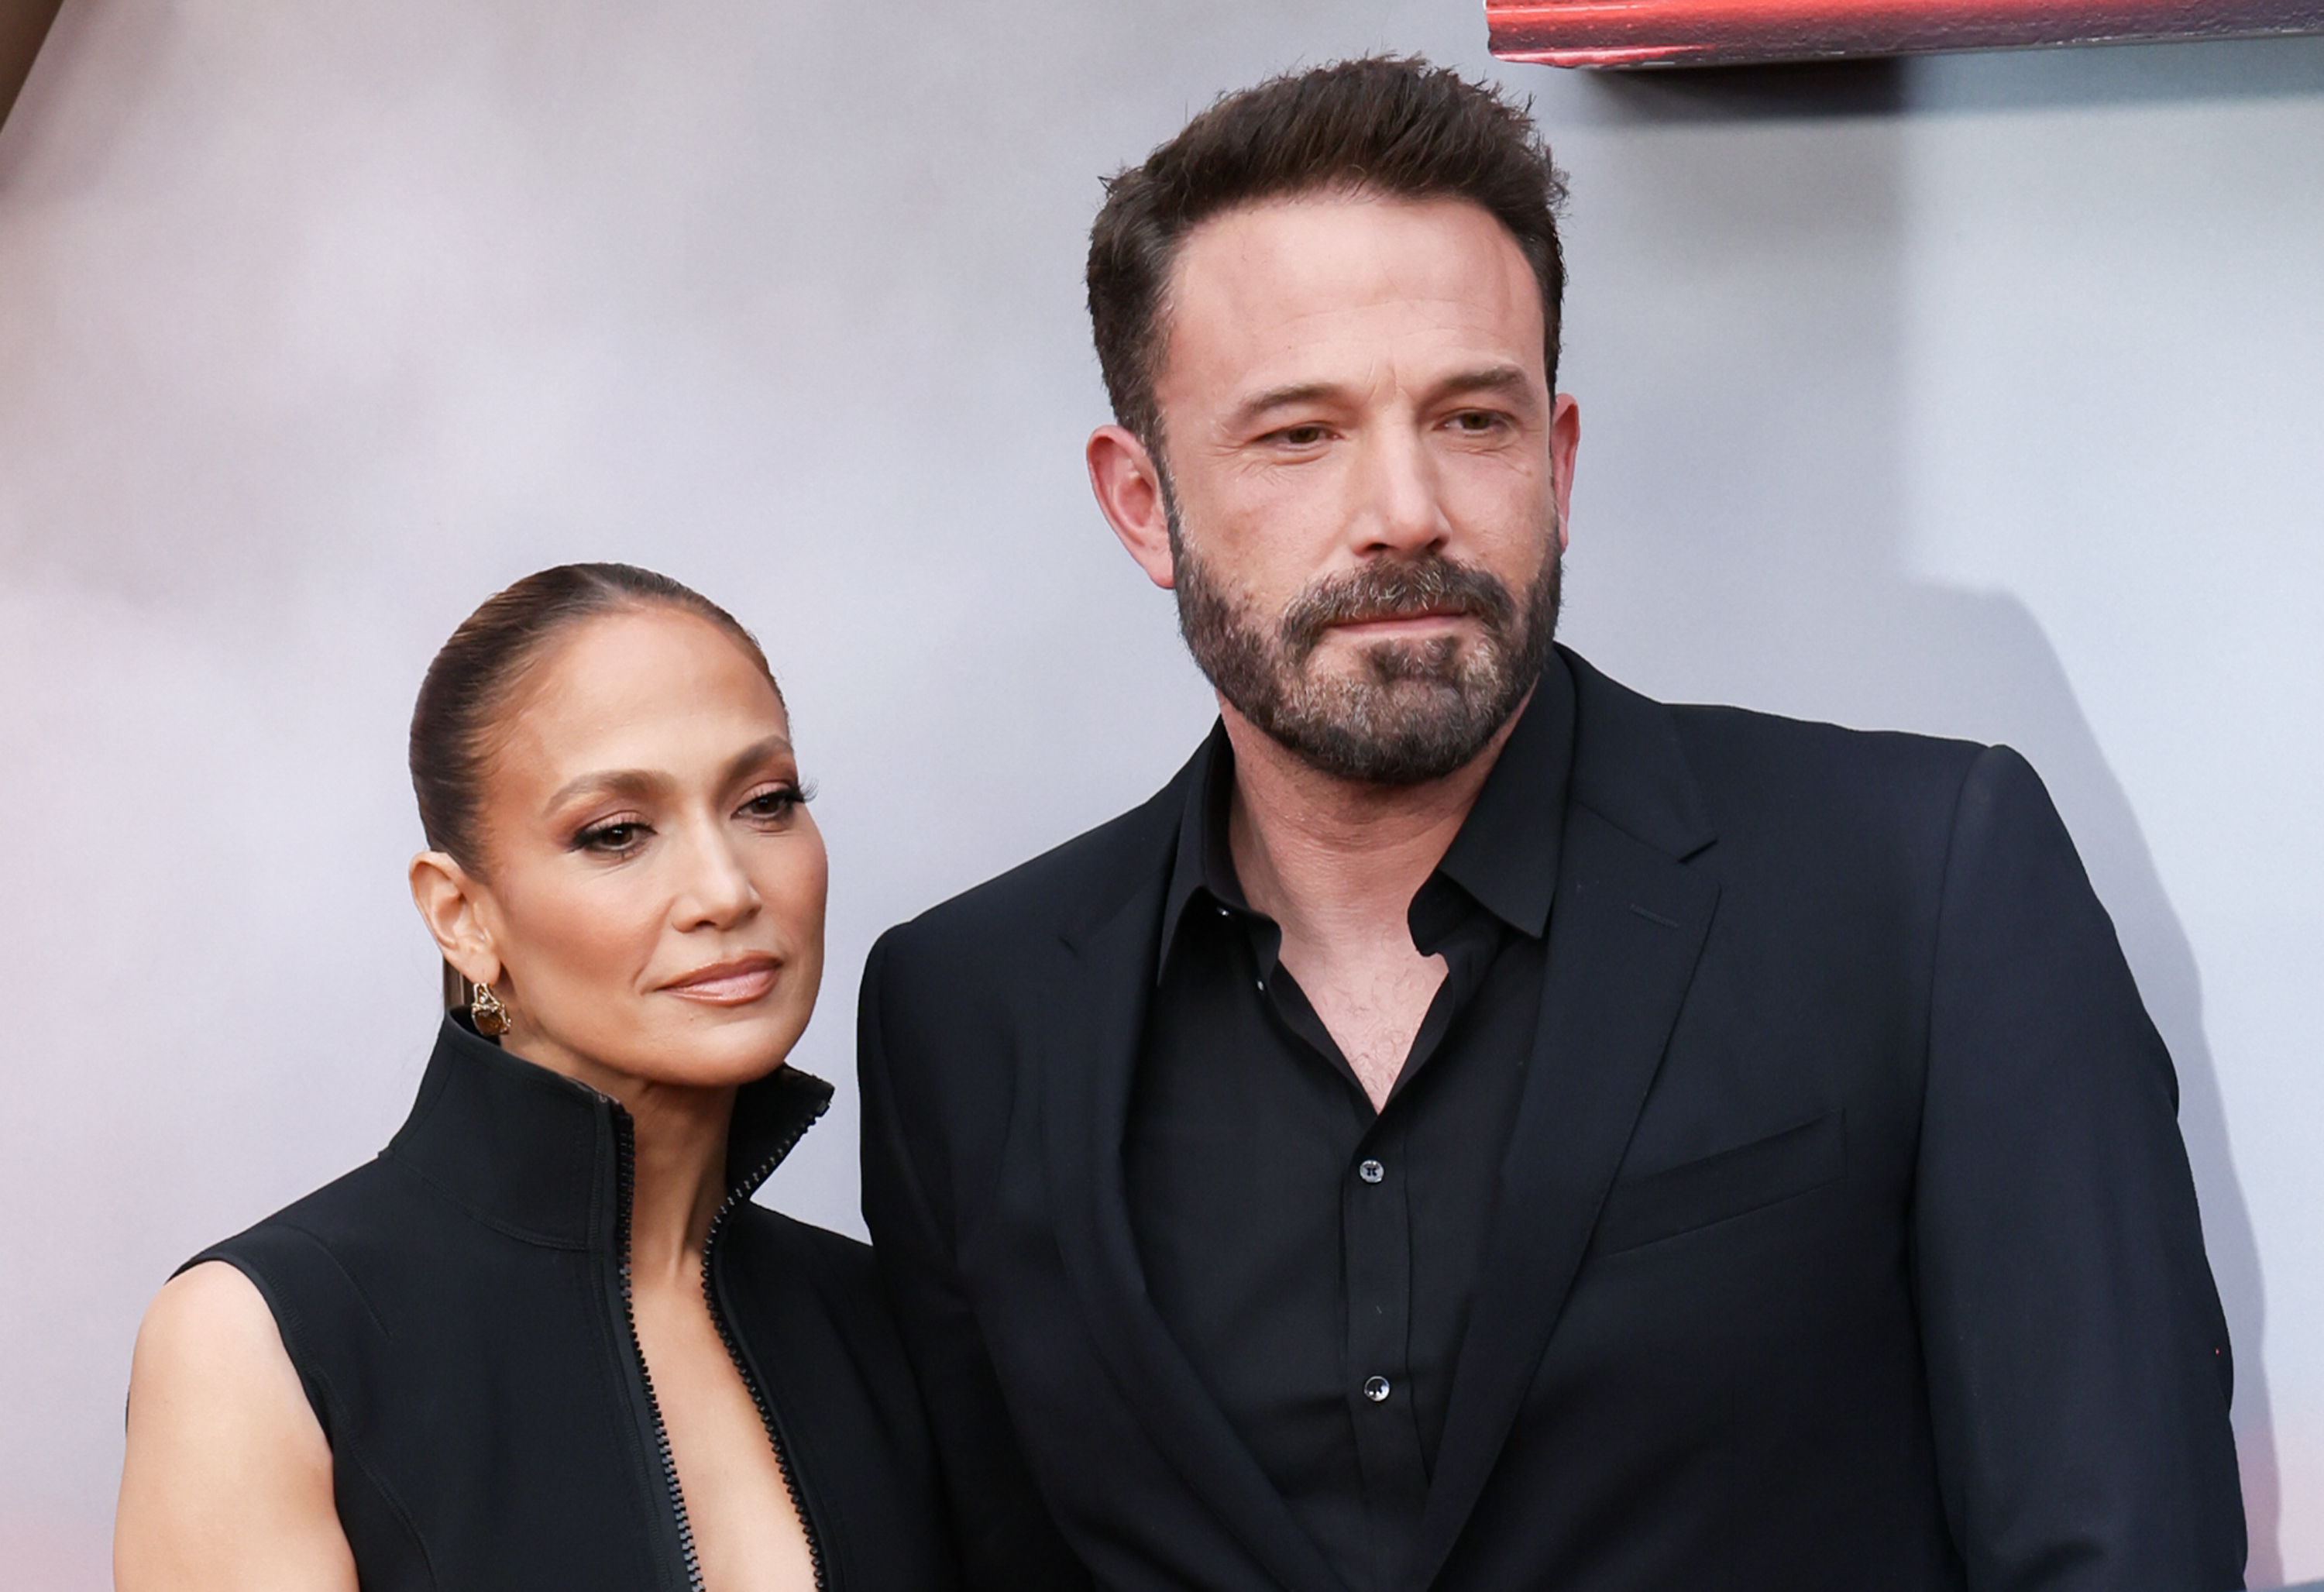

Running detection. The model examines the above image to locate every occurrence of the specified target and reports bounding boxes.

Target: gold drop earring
[470,979,511,1037]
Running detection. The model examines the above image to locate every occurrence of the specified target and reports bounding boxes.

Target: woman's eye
[576,821,647,854]
[741,785,803,821]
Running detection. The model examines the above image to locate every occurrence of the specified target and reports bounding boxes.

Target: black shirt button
[1363,1376,1392,1403]
[1358,1158,1385,1185]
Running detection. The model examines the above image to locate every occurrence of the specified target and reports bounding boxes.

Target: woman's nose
[675,829,761,928]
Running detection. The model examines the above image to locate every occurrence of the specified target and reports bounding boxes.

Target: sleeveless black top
[192,1016,960,1592]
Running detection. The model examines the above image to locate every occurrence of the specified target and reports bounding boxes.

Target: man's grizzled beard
[1161,470,1562,786]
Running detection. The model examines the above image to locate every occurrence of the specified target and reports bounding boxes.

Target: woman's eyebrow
[720,734,796,786]
[544,737,793,812]
[545,767,669,810]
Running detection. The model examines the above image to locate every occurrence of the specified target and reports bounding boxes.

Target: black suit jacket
[859,648,2243,1592]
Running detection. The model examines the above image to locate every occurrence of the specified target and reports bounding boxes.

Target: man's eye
[1276,425,1329,447]
[1450,411,1502,432]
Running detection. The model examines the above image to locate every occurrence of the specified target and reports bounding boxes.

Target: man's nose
[1353,425,1451,556]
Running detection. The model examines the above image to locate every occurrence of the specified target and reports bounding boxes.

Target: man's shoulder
[1653,693,2051,871]
[872,770,1184,978]
[1565,651,2005,852]
[1669,697,1989,789]
[1569,647,1985,792]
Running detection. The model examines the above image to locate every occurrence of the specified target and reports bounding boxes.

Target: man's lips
[660,954,780,1005]
[1327,607,1473,634]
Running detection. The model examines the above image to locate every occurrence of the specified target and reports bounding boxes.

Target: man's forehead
[1157,192,1546,404]
[1175,191,1528,296]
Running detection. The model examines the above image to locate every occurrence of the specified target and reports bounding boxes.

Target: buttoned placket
[1226,879,1510,1542]
[1342,1106,1429,1524]
[1136,684,1570,1592]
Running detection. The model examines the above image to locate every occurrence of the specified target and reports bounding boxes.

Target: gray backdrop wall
[2,2,2318,1585]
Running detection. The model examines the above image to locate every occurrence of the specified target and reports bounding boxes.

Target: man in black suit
[858,57,2244,1591]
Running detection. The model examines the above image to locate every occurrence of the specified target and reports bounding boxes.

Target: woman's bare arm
[115,1260,359,1592]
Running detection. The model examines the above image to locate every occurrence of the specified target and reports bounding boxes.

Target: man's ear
[408,851,501,989]
[1087,425,1177,590]
[1549,394,1580,554]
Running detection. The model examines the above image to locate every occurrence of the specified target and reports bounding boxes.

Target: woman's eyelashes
[565,780,809,857]
[572,814,651,857]
[737,781,811,824]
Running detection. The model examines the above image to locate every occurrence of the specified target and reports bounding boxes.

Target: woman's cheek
[556,876,660,992]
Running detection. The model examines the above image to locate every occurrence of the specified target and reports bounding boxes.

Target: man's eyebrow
[1229,380,1346,430]
[1229,366,1538,432]
[1429,364,1535,403]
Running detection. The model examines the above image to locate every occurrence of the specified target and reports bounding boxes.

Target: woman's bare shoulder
[136,1261,291,1370]
[115,1261,359,1592]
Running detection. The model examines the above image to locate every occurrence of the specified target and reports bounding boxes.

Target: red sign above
[1486,0,2324,66]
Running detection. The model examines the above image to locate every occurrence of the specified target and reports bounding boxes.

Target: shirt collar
[1432,647,1573,939]
[1157,719,1246,979]
[1157,649,1576,981]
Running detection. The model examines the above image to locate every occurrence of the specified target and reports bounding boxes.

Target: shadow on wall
[0,0,64,135]
[1550,46,2281,1583]
[0,0,170,197]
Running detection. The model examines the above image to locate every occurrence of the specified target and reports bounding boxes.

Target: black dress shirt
[1124,655,1576,1592]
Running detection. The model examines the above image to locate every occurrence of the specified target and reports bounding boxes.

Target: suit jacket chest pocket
[1593,1109,1845,1257]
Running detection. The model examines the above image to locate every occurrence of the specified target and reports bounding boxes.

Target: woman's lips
[661,956,780,1005]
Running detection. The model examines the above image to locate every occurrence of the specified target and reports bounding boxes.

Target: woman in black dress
[115,564,959,1592]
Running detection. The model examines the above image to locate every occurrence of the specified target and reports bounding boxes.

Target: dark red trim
[1486,0,2324,67]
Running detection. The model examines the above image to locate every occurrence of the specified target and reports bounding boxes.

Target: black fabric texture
[1124,655,1573,1592]
[858,644,2246,1592]
[192,1015,961,1592]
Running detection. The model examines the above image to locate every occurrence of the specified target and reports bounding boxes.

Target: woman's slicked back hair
[407,562,779,872]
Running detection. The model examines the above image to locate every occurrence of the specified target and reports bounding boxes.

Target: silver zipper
[614,1112,710,1592]
[614,1100,832,1592]
[702,1124,831,1592]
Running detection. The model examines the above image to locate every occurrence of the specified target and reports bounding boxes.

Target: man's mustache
[1280,556,1518,658]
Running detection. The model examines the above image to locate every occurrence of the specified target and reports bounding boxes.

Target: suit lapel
[1402,655,1723,1590]
[1042,796,1349,1592]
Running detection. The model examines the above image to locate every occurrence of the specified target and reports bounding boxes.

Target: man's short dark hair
[1086,56,1569,449]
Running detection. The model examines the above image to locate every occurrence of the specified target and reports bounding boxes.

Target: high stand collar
[385,1012,834,1250]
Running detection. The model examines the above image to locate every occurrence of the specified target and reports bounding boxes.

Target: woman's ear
[409,851,500,989]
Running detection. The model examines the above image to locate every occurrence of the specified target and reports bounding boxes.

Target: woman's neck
[498,1020,737,1285]
[618,1078,738,1286]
